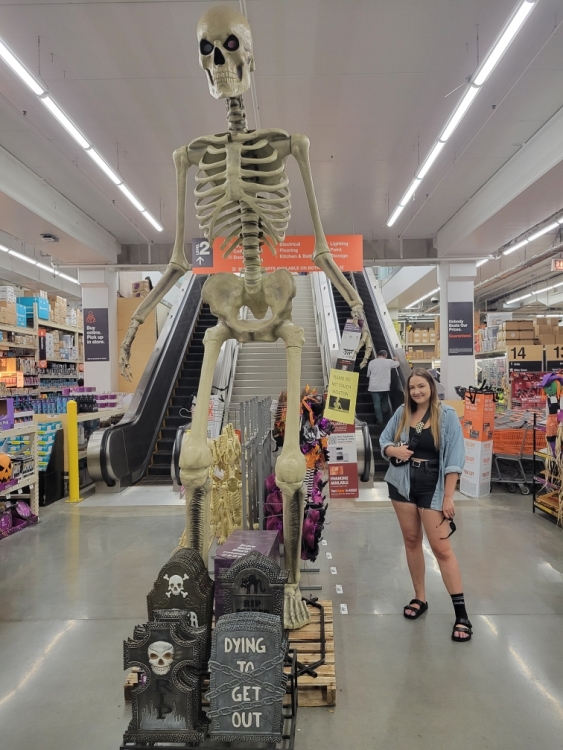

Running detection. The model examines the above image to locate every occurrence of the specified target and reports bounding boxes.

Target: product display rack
[532,415,562,524]
[0,305,83,394]
[402,318,439,369]
[0,423,39,517]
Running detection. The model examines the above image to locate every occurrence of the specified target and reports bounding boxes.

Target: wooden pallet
[286,600,336,707]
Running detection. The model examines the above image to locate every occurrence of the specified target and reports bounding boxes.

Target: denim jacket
[379,403,465,511]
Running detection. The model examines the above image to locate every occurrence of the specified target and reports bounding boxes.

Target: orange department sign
[191,235,363,274]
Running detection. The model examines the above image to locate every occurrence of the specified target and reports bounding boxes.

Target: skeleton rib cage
[193,132,291,281]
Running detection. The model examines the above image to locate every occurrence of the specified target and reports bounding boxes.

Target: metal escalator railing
[88,274,205,487]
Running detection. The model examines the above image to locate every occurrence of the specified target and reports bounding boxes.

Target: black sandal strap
[408,599,426,608]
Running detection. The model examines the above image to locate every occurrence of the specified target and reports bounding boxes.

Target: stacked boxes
[49,296,68,325]
[461,392,495,498]
[17,295,50,320]
[44,330,78,361]
[132,280,151,298]
[37,421,62,471]
[533,317,563,345]
[502,320,534,345]
[0,301,17,326]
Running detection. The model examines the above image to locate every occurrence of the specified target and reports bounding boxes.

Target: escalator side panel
[90,275,206,487]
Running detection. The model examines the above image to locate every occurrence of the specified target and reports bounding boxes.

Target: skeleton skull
[148,641,174,675]
[197,5,254,99]
[164,572,189,598]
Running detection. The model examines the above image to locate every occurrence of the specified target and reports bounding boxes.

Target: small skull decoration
[164,573,189,598]
[148,641,174,676]
[197,5,254,99]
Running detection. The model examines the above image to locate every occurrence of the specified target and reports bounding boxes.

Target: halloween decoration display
[118,4,372,629]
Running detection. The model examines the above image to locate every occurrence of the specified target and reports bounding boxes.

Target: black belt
[410,459,439,469]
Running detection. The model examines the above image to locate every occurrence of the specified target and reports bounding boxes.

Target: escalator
[88,274,208,488]
[144,303,217,482]
[330,271,406,475]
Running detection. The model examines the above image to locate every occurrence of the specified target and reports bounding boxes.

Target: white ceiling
[0,0,561,297]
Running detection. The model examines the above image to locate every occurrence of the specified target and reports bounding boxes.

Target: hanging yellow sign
[324,369,359,425]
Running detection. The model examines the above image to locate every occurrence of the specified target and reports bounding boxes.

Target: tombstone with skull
[147,547,213,641]
[123,616,208,745]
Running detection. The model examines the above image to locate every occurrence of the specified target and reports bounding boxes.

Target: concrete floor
[1,487,563,749]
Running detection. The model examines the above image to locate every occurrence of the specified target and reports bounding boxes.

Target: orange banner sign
[191,235,363,274]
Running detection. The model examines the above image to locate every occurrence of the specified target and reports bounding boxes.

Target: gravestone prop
[214,530,280,618]
[220,550,288,622]
[206,612,287,743]
[123,615,208,745]
[147,547,214,637]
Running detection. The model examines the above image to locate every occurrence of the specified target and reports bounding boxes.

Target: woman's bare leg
[392,500,425,615]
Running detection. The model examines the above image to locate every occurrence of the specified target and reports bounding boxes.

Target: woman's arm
[443,408,465,475]
[379,406,403,460]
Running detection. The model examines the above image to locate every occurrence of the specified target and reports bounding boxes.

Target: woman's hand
[442,496,455,519]
[386,445,413,462]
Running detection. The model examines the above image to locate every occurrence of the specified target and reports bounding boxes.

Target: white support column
[79,269,118,391]
[438,263,477,399]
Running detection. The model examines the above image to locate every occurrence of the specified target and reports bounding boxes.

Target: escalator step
[147,465,172,477]
[153,452,173,465]
[157,439,174,452]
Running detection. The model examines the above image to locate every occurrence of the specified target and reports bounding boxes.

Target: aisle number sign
[507,345,543,372]
[546,345,563,370]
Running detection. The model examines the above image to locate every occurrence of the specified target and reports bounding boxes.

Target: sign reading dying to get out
[191,235,363,274]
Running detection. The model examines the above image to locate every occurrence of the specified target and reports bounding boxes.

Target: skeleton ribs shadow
[119,5,372,630]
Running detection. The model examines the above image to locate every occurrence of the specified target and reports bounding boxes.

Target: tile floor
[1,486,563,749]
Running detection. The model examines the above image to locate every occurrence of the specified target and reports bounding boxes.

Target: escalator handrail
[358,420,372,483]
[88,273,204,486]
[355,269,409,388]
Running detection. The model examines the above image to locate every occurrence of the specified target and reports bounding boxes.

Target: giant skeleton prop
[120,6,372,629]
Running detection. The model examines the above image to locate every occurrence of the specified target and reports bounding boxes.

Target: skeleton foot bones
[119,5,372,628]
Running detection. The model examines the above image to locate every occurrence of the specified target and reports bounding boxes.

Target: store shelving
[532,419,561,525]
[0,423,39,516]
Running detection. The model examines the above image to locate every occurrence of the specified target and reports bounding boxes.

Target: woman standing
[379,368,472,642]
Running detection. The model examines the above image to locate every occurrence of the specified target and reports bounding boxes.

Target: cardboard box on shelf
[503,321,522,331]
[540,334,556,345]
[506,330,520,340]
[517,320,534,330]
[519,339,535,346]
[534,325,553,337]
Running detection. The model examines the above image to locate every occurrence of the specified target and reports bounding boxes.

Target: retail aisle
[0,491,562,749]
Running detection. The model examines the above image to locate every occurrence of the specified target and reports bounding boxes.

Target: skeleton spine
[226,96,262,290]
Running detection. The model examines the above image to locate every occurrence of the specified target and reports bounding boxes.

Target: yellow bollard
[66,399,82,503]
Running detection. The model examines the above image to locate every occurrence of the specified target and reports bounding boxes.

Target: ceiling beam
[0,144,120,264]
[437,105,563,255]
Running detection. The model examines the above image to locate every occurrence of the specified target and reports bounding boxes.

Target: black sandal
[452,618,473,642]
[403,599,428,620]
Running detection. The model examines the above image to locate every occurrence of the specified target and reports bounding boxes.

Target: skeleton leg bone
[275,322,310,630]
[179,322,233,559]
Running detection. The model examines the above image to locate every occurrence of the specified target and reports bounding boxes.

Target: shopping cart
[491,427,546,495]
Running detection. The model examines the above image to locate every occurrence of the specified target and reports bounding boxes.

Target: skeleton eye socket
[149,653,157,659]
[164,653,173,660]
[224,35,239,51]
[200,39,214,56]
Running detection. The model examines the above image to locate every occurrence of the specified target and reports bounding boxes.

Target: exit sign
[552,259,563,271]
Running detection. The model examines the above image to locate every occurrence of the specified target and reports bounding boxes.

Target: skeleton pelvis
[202,270,296,342]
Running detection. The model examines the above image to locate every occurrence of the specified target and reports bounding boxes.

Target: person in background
[77,378,84,387]
[367,349,400,425]
[379,368,471,642]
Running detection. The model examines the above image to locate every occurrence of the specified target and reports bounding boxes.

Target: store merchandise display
[36,421,62,472]
[118,5,372,630]
[404,319,438,365]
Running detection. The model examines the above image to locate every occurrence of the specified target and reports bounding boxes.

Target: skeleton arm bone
[290,134,373,366]
[119,147,193,380]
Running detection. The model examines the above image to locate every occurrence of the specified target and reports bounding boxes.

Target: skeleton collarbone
[189,128,291,253]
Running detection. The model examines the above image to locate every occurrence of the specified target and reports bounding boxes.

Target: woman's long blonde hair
[395,368,441,448]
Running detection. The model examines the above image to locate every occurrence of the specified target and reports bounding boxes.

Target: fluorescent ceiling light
[0,39,45,96]
[527,221,560,242]
[476,258,490,267]
[118,183,145,212]
[387,204,405,228]
[417,141,446,181]
[142,211,164,232]
[386,1,536,230]
[506,292,532,304]
[406,287,440,309]
[535,285,554,294]
[40,96,90,149]
[399,178,421,207]
[503,238,529,256]
[0,244,9,252]
[474,1,537,86]
[36,262,53,272]
[58,272,80,285]
[85,148,122,185]
[8,249,37,265]
[441,86,481,141]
